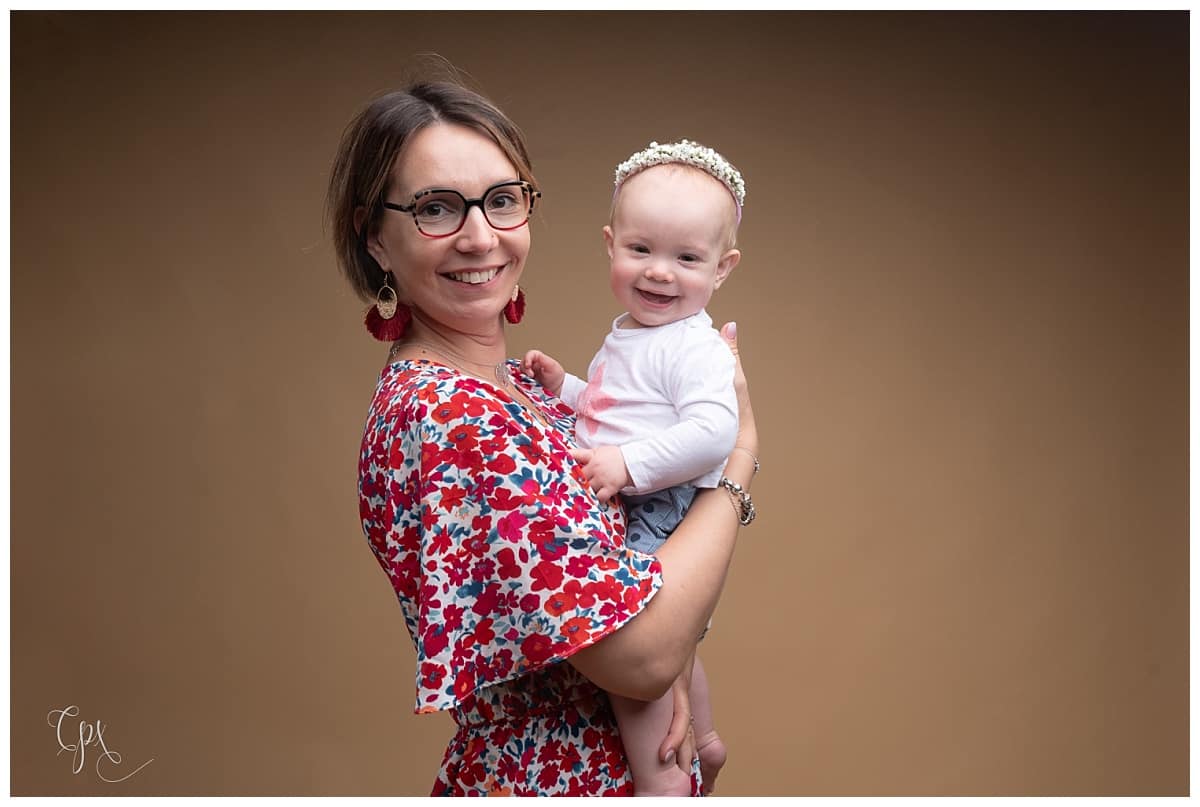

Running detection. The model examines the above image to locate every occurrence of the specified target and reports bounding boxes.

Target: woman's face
[367,123,530,338]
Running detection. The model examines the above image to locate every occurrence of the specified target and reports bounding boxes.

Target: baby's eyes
[625,245,701,263]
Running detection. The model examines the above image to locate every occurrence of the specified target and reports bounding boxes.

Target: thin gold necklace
[396,341,554,427]
[393,340,552,428]
[390,340,516,393]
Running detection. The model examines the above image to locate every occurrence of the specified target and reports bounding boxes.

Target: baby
[523,139,744,796]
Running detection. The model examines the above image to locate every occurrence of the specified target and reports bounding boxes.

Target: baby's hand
[569,445,631,502]
[521,349,565,397]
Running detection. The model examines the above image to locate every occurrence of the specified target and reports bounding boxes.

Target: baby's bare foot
[695,731,727,795]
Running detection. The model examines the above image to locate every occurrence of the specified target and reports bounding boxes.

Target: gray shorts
[622,484,698,555]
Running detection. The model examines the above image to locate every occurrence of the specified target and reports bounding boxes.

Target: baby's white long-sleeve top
[559,309,738,495]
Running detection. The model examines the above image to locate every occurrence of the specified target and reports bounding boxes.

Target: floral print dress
[358,359,696,796]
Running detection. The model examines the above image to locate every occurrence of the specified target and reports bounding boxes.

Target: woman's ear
[713,249,741,289]
[355,206,389,272]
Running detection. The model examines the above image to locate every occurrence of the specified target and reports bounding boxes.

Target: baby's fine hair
[613,139,745,222]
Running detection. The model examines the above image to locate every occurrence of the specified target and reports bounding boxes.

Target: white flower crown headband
[613,139,746,221]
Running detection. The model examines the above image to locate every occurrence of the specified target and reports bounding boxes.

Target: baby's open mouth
[637,290,675,305]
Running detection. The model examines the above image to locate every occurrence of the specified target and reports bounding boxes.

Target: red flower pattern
[358,359,687,796]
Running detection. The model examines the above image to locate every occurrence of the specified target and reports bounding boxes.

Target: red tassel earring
[365,275,411,341]
[504,285,526,324]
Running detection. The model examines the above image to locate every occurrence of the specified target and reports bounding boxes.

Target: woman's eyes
[487,192,519,210]
[416,197,460,219]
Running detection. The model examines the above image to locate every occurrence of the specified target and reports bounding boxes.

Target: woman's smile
[442,264,508,285]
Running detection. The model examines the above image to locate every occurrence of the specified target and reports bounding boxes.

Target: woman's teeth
[447,268,499,284]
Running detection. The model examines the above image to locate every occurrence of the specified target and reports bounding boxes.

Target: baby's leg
[690,655,728,795]
[609,691,694,796]
[613,488,700,795]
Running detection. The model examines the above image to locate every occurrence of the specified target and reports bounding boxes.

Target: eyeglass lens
[412,183,532,236]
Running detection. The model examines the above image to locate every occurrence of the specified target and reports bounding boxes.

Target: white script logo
[46,705,154,783]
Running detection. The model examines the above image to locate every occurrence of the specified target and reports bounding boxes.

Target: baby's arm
[622,400,736,492]
[570,336,737,498]
[622,343,738,493]
[572,405,735,501]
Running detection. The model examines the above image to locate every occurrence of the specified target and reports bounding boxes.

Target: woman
[327,80,759,796]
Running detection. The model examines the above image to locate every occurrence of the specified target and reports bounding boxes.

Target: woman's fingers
[659,673,693,764]
[720,321,757,455]
[719,321,746,393]
[719,321,739,355]
[677,724,697,776]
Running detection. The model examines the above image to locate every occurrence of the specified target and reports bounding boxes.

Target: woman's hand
[658,649,698,775]
[720,321,757,458]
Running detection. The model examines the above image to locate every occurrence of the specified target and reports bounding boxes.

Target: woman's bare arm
[568,323,758,700]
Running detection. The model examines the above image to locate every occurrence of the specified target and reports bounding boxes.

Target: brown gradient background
[10,11,1187,796]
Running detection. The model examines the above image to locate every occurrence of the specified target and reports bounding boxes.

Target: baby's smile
[637,289,676,305]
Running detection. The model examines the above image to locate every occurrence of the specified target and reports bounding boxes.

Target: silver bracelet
[718,476,756,526]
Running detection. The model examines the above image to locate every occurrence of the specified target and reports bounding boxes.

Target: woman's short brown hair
[326,81,538,302]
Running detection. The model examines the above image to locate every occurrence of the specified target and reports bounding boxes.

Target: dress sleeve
[384,369,664,714]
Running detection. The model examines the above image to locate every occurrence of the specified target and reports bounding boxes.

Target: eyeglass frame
[382,180,542,238]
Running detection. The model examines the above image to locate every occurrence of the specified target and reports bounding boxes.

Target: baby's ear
[714,249,741,289]
[602,225,615,260]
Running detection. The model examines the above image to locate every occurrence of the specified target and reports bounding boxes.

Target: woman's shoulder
[361,359,520,488]
[371,359,506,420]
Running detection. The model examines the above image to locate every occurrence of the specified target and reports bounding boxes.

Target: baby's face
[605,165,739,328]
